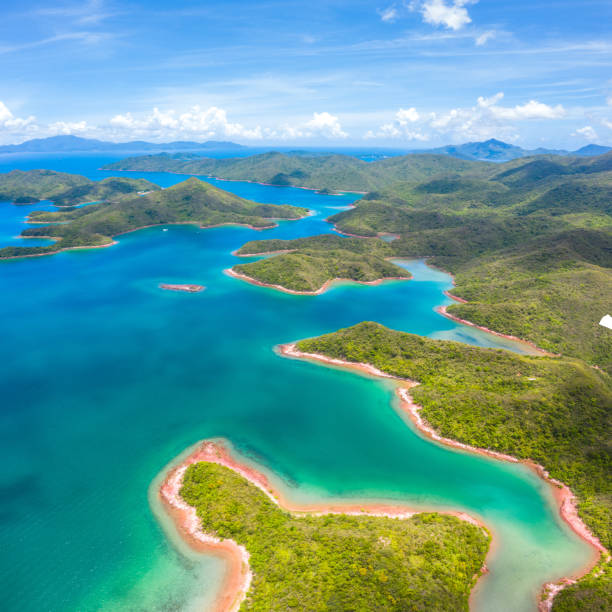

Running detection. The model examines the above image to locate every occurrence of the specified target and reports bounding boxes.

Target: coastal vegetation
[180,461,490,611]
[322,153,612,371]
[6,151,611,607]
[0,169,159,206]
[103,148,611,191]
[233,234,407,293]
[103,151,485,191]
[229,162,611,367]
[0,177,308,258]
[295,321,612,608]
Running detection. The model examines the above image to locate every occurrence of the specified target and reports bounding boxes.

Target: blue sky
[0,0,611,147]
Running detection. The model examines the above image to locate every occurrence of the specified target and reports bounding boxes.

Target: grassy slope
[50,177,160,206]
[181,462,490,611]
[296,322,612,554]
[0,177,308,258]
[233,234,408,293]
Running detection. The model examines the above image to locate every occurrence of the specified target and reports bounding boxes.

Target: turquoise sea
[0,153,594,611]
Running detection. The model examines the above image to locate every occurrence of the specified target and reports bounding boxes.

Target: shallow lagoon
[0,155,593,611]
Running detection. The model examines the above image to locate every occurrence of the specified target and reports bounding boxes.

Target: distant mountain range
[0,135,246,154]
[409,138,611,162]
[0,135,609,162]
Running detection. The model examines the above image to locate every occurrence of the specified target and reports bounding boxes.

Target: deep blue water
[0,154,593,612]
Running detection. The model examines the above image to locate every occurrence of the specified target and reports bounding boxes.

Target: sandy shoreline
[159,437,492,612]
[224,267,411,295]
[436,304,556,357]
[278,343,607,610]
[443,289,469,303]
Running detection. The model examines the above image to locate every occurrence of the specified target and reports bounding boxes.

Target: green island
[0,169,159,206]
[233,234,408,293]
[103,151,483,191]
[0,176,308,258]
[180,461,490,611]
[294,321,612,609]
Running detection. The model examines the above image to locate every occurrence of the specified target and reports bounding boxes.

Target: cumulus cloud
[0,101,37,131]
[573,126,599,141]
[419,0,474,31]
[367,93,566,141]
[304,112,347,138]
[273,112,347,140]
[107,107,346,141]
[602,119,612,130]
[0,104,349,144]
[109,106,263,140]
[477,92,566,120]
[48,120,90,134]
[396,107,420,123]
[365,107,428,140]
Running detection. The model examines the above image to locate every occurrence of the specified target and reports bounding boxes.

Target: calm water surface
[0,154,593,611]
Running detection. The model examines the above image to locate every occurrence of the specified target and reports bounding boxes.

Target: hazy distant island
[1,135,609,161]
[408,138,611,162]
[0,134,247,154]
[0,173,308,259]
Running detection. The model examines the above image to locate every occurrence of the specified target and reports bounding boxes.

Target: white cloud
[47,121,90,134]
[379,5,399,23]
[477,92,566,120]
[573,126,598,141]
[304,111,347,138]
[475,30,495,46]
[396,107,420,123]
[607,96,612,106]
[420,0,474,31]
[0,101,37,131]
[367,93,566,142]
[365,108,428,140]
[109,106,264,140]
[602,119,612,130]
[33,0,119,26]
[107,107,346,141]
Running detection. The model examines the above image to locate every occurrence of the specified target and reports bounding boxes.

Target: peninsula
[0,169,159,206]
[0,176,309,259]
[162,441,490,611]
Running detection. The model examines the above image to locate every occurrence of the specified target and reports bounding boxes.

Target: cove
[0,155,595,612]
